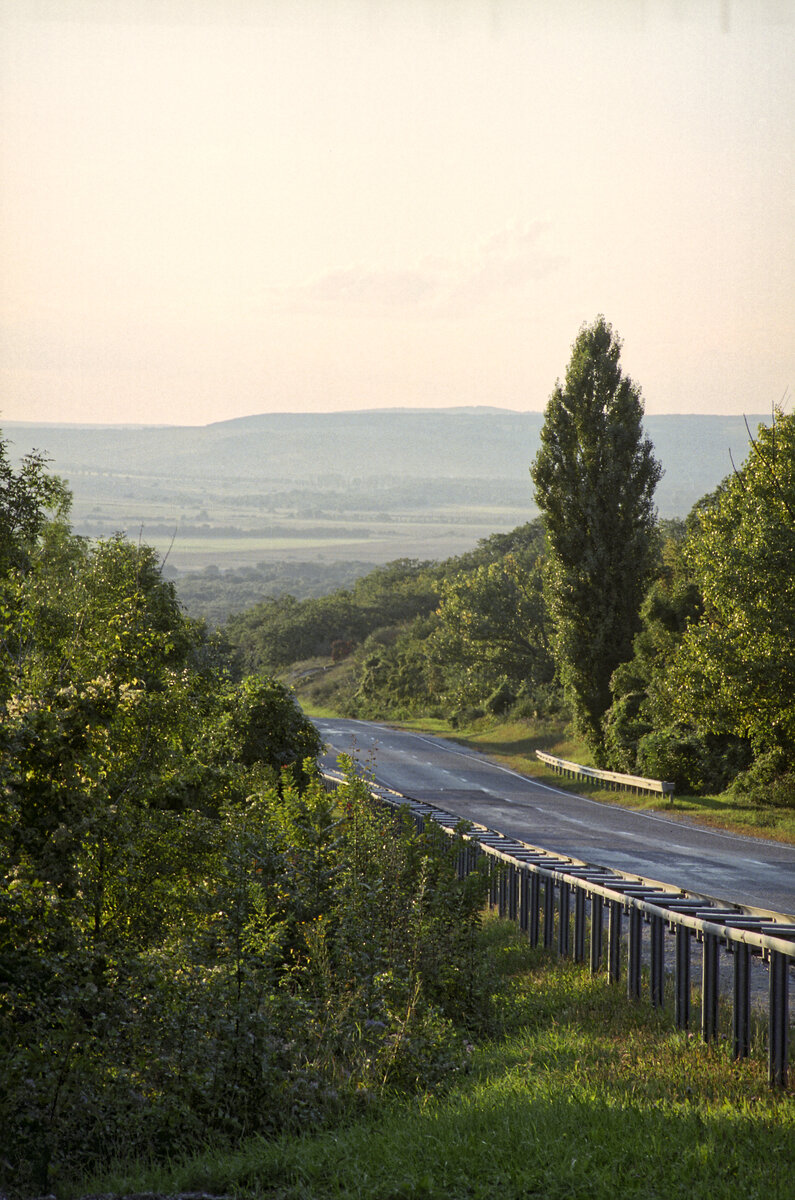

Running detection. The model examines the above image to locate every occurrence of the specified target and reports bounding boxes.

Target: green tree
[601,524,696,769]
[434,553,553,711]
[661,407,795,765]
[531,317,662,756]
[0,436,70,577]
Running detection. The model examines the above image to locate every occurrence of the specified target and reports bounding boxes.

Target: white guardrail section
[536,750,675,798]
[323,771,794,1089]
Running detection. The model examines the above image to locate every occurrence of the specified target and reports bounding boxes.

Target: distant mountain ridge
[5,408,769,511]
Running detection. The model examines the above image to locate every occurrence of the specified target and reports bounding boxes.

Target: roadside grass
[74,916,794,1200]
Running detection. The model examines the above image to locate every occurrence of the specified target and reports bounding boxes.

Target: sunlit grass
[77,917,794,1200]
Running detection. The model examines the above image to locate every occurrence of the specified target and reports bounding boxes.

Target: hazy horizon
[3,402,777,433]
[2,1,793,428]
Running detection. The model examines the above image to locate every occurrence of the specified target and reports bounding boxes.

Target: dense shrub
[635,727,750,794]
[485,681,516,715]
[635,728,704,791]
[1,768,493,1196]
[730,750,795,810]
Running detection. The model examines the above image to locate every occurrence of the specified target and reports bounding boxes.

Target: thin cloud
[307,266,435,308]
[291,223,566,317]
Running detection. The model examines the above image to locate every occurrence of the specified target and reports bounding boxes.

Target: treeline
[168,559,374,626]
[227,522,557,725]
[0,439,498,1197]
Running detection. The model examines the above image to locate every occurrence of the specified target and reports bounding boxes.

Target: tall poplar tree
[531,317,662,756]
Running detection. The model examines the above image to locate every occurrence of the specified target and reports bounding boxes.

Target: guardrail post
[498,864,507,918]
[489,857,497,910]
[627,905,642,1000]
[650,915,664,1007]
[529,871,540,947]
[519,867,529,932]
[733,942,751,1059]
[701,932,719,1042]
[574,887,586,963]
[509,864,518,922]
[608,900,622,983]
[768,950,789,1088]
[675,925,690,1029]
[544,877,555,948]
[590,895,603,974]
[558,881,570,957]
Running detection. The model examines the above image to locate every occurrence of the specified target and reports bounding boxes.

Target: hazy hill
[3,408,769,573]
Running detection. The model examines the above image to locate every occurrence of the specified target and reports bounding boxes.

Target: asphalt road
[315,717,795,918]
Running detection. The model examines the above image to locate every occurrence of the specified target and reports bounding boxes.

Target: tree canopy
[0,435,509,1197]
[661,408,795,761]
[0,439,70,576]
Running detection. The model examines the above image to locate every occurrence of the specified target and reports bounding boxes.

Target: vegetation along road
[317,718,795,917]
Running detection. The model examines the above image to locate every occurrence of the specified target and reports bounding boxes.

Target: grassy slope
[80,917,794,1200]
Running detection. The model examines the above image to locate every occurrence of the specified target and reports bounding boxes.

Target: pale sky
[1,0,793,426]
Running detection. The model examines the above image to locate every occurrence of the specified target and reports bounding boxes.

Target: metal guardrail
[535,750,675,798]
[325,771,794,1088]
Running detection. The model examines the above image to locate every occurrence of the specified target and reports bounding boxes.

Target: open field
[79,504,530,572]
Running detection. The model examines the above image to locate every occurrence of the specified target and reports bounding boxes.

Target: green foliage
[0,435,497,1193]
[729,749,795,810]
[227,522,561,725]
[660,409,795,769]
[602,535,703,773]
[485,680,516,716]
[603,500,760,792]
[634,728,708,792]
[433,548,553,710]
[0,437,70,576]
[1,763,494,1195]
[355,614,445,719]
[531,317,662,757]
[227,559,439,674]
[0,438,348,1194]
[82,923,795,1200]
[214,674,321,779]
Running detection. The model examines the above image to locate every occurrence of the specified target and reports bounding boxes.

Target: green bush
[636,727,750,793]
[730,749,795,809]
[450,707,485,728]
[485,681,516,716]
[1,768,495,1196]
[635,728,707,791]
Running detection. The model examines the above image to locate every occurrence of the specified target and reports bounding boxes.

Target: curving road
[315,717,795,918]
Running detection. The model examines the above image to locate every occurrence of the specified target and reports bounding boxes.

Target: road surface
[315,718,795,917]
